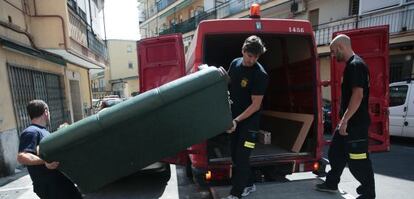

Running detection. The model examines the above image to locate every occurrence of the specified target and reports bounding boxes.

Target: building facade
[106,39,140,98]
[138,0,414,100]
[0,0,108,177]
[90,69,110,99]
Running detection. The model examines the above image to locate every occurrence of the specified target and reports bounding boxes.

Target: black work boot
[316,182,338,193]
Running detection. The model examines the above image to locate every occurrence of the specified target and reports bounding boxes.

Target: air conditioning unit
[291,2,298,13]
[291,0,306,14]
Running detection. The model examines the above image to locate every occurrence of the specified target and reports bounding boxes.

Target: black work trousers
[34,172,83,199]
[326,125,375,199]
[230,124,255,198]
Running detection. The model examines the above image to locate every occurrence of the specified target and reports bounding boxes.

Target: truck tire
[185,157,193,179]
[156,163,171,181]
[191,167,208,187]
[261,166,289,182]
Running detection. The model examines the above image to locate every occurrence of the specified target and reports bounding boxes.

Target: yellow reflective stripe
[349,153,367,160]
[244,141,255,149]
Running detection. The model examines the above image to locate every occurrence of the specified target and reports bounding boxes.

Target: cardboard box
[261,111,314,152]
[257,130,272,145]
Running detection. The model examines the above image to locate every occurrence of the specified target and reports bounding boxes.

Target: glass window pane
[389,85,408,107]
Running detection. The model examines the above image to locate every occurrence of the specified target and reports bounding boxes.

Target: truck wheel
[157,163,171,181]
[261,166,289,182]
[191,168,208,187]
[185,158,193,179]
[193,174,208,188]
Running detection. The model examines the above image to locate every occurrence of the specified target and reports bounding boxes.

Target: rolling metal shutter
[7,64,66,133]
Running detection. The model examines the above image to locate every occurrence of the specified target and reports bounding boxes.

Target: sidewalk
[0,167,39,199]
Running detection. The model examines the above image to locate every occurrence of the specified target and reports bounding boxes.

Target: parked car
[92,99,101,113]
[389,80,414,138]
[98,98,123,112]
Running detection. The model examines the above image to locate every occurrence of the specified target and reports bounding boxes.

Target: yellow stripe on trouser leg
[244,141,255,149]
[349,153,367,160]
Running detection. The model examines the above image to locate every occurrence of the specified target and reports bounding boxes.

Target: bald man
[316,34,375,199]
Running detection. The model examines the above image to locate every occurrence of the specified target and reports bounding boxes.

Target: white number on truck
[289,27,304,33]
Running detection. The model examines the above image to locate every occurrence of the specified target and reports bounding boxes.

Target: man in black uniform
[316,34,375,199]
[223,35,268,199]
[17,100,83,199]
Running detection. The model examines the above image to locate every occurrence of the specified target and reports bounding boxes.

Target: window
[308,9,319,28]
[99,79,104,88]
[390,54,414,83]
[128,62,133,69]
[349,0,359,16]
[127,45,132,53]
[389,85,409,107]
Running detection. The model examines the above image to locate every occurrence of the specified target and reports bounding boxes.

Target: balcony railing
[69,11,88,47]
[87,30,108,59]
[314,7,414,46]
[157,0,271,35]
[92,87,105,92]
[159,10,216,35]
[155,0,414,45]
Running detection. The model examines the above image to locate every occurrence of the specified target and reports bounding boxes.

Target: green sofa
[39,67,232,193]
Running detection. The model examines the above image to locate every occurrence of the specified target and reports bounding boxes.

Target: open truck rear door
[330,25,390,152]
[138,33,186,92]
[137,33,189,165]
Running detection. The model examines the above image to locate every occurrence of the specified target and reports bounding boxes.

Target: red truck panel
[186,18,314,72]
[185,18,324,175]
[137,18,390,184]
[138,34,186,92]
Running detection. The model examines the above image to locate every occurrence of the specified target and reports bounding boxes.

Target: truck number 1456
[289,27,305,33]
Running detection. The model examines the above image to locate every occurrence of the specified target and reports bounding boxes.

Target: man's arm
[235,95,264,122]
[17,152,60,169]
[18,131,60,169]
[339,87,363,135]
[17,152,45,166]
[227,95,263,133]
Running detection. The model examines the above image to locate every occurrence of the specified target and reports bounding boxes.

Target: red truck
[137,6,390,186]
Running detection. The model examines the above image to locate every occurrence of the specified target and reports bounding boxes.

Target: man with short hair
[316,34,375,199]
[223,35,269,199]
[17,100,82,199]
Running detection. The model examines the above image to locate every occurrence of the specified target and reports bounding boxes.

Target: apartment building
[90,40,139,99]
[138,0,414,99]
[90,69,110,98]
[0,0,108,177]
[105,39,140,98]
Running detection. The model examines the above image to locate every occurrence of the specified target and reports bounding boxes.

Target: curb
[0,167,28,187]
